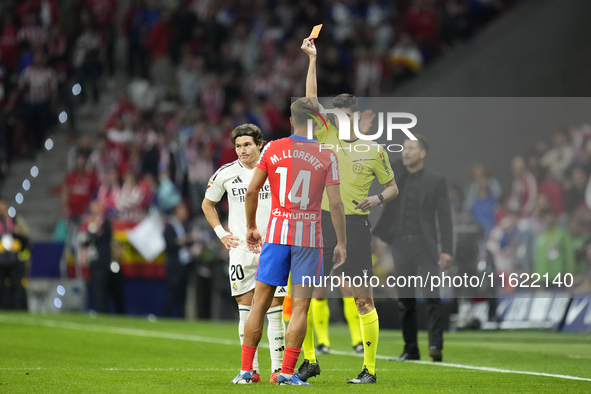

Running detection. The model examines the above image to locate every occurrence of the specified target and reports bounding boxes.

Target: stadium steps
[0,81,121,241]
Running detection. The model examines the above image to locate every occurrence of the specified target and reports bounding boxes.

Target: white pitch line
[1,315,591,382]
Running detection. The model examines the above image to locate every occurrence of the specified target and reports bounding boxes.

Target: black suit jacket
[373,159,453,262]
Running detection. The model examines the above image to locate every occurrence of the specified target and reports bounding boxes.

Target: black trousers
[0,262,27,310]
[24,102,51,151]
[90,263,125,314]
[392,238,443,355]
[164,264,190,318]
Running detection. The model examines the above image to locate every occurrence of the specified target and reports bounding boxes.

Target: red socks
[280,347,302,375]
[243,345,300,375]
[241,344,257,372]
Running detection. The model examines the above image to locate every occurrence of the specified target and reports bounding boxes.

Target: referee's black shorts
[321,210,373,278]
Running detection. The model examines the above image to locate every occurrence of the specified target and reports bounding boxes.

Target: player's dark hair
[290,97,320,127]
[231,124,266,150]
[412,133,429,153]
[332,93,359,113]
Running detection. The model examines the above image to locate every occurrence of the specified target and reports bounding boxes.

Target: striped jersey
[257,135,340,248]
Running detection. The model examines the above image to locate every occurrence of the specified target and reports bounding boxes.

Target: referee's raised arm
[302,35,317,98]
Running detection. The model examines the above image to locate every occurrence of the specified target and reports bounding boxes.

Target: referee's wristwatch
[377,193,384,206]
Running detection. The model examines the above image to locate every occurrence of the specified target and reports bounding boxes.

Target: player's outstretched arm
[202,198,239,250]
[326,184,347,269]
[245,168,268,253]
[301,35,317,98]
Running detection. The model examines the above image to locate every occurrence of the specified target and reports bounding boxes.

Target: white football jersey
[205,159,271,242]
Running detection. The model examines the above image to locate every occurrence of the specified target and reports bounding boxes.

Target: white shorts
[229,246,288,297]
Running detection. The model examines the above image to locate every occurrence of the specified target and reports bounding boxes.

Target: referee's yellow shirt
[315,120,394,216]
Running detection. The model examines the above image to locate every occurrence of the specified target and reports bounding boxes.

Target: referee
[298,36,399,384]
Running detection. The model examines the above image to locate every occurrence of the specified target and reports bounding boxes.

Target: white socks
[266,305,286,372]
[239,304,285,373]
[239,305,259,373]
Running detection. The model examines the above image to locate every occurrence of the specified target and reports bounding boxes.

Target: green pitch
[1,312,590,393]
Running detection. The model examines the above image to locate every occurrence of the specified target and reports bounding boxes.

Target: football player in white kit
[202,124,287,383]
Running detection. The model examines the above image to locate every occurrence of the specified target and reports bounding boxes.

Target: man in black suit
[163,202,193,318]
[373,135,453,362]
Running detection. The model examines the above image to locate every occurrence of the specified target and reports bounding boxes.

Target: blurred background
[0,0,590,332]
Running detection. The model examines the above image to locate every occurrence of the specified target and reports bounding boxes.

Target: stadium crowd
[0,0,518,177]
[5,0,590,314]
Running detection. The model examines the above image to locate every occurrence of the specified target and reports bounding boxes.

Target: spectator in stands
[387,32,423,83]
[0,14,20,73]
[147,8,176,95]
[81,200,125,314]
[243,61,279,103]
[318,46,351,96]
[118,143,143,177]
[403,0,440,62]
[447,182,465,226]
[163,202,193,318]
[563,167,590,215]
[568,217,591,277]
[354,47,385,97]
[0,51,7,177]
[508,155,537,217]
[472,184,497,240]
[48,23,77,135]
[442,0,473,46]
[73,8,104,113]
[17,11,47,49]
[87,0,117,78]
[88,135,121,183]
[464,162,503,211]
[141,132,176,182]
[536,166,564,214]
[230,22,259,75]
[535,209,575,281]
[487,209,527,274]
[67,134,94,171]
[62,152,98,223]
[522,193,567,272]
[525,150,541,183]
[534,139,549,158]
[584,243,591,280]
[97,168,121,218]
[116,170,147,222]
[200,73,224,125]
[104,91,136,131]
[569,124,591,169]
[156,170,181,214]
[186,125,214,213]
[128,71,161,113]
[0,196,29,310]
[7,48,57,154]
[177,54,205,108]
[540,130,574,182]
[106,115,134,151]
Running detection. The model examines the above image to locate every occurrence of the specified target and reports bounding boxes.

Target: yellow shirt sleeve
[373,146,395,184]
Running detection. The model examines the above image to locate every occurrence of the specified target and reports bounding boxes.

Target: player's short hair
[332,93,359,113]
[407,133,429,153]
[290,97,321,127]
[231,124,265,149]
